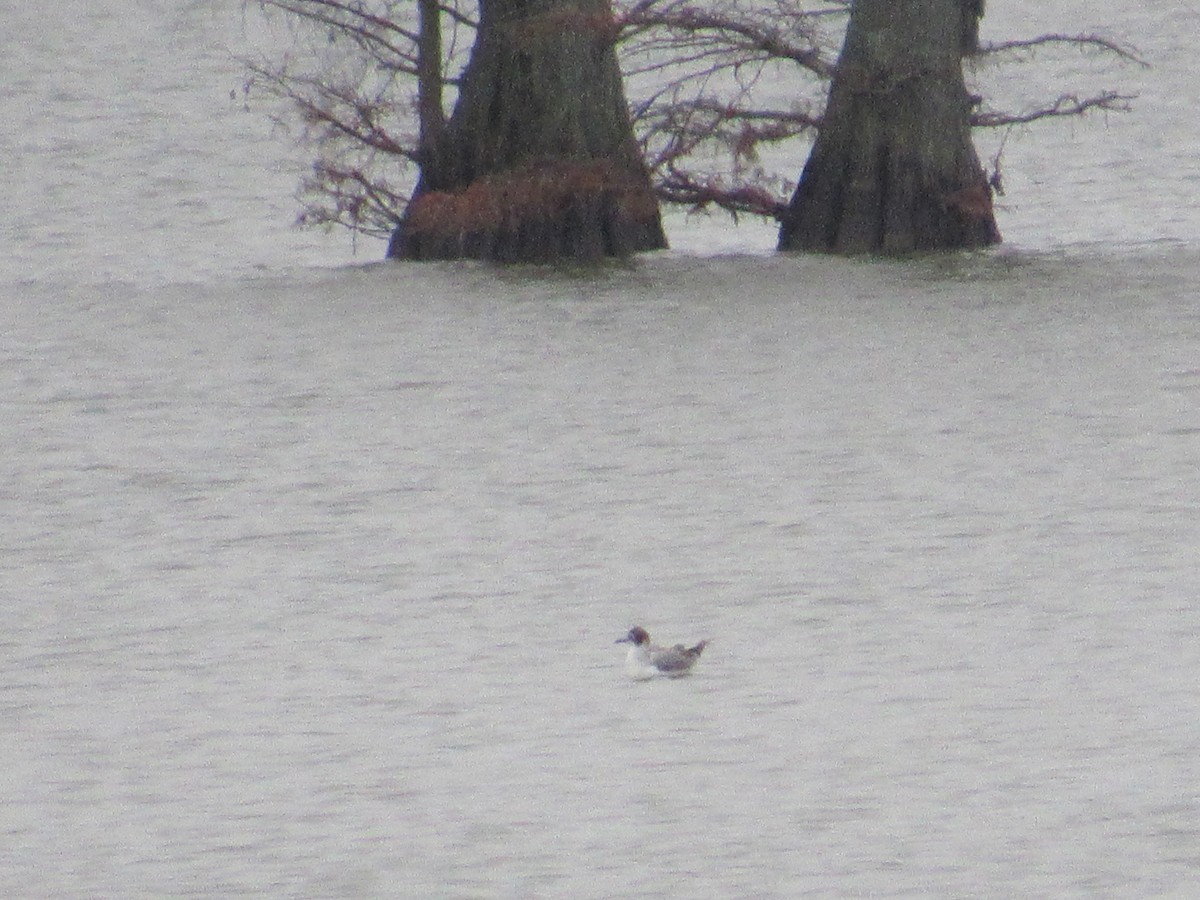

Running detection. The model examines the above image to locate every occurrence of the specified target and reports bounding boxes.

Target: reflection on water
[5,250,1200,895]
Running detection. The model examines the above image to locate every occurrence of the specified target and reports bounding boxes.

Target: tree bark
[416,0,445,164]
[388,0,667,262]
[777,0,1000,254]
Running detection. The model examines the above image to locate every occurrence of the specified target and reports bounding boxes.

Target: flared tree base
[777,142,1002,255]
[387,160,666,263]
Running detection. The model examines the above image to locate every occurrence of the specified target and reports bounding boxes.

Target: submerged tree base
[777,135,1003,255]
[387,160,665,263]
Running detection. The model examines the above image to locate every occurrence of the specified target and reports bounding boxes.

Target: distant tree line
[247,0,1142,262]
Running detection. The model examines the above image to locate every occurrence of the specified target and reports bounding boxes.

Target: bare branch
[247,62,418,159]
[259,0,419,44]
[979,33,1148,68]
[297,161,408,237]
[617,0,837,78]
[659,97,821,130]
[972,90,1136,127]
[656,166,790,221]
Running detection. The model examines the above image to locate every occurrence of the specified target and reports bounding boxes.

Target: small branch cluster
[618,0,836,219]
[296,161,407,236]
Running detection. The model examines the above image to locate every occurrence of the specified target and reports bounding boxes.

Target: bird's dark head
[616,626,651,646]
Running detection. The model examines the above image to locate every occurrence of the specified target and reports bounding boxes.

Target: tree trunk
[777,0,1000,254]
[416,0,445,162]
[388,0,667,262]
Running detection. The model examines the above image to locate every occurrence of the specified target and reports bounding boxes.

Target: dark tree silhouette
[388,0,667,261]
[777,0,1000,253]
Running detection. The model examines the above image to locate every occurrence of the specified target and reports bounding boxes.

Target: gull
[615,626,708,679]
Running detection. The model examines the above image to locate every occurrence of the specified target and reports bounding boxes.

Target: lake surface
[5,1,1200,897]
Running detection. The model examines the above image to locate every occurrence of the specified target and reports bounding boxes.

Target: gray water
[6,1,1200,897]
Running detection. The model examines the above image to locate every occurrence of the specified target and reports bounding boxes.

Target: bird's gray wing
[650,646,695,672]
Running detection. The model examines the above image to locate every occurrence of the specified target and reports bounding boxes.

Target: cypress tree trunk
[388,0,667,262]
[778,0,1000,254]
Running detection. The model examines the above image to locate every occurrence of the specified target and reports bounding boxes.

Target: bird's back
[650,640,707,674]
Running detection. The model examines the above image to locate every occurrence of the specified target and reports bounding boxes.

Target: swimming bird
[615,626,708,679]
